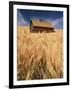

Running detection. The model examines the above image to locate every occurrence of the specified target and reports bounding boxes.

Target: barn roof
[31,20,53,28]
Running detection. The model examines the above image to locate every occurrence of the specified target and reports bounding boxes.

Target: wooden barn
[30,20,54,33]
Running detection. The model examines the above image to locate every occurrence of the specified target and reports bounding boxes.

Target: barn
[30,20,54,33]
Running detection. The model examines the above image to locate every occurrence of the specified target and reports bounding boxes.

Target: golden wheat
[17,26,63,80]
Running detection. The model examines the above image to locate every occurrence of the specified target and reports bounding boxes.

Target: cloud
[17,10,28,26]
[53,17,63,29]
[44,17,63,29]
[52,17,63,26]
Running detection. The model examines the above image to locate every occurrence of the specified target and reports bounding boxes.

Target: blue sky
[17,9,63,29]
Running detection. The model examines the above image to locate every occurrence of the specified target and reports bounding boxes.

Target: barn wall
[31,26,54,33]
[30,21,33,32]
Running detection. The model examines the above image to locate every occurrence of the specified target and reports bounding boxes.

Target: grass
[17,26,63,80]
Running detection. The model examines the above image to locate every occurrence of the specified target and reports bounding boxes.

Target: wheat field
[17,26,63,80]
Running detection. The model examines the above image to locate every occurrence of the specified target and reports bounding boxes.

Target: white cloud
[52,17,63,26]
[44,17,63,29]
[17,10,28,26]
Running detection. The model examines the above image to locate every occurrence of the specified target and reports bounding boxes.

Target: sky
[17,9,63,29]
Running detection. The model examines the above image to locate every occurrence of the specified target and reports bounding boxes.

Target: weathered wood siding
[30,26,54,33]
